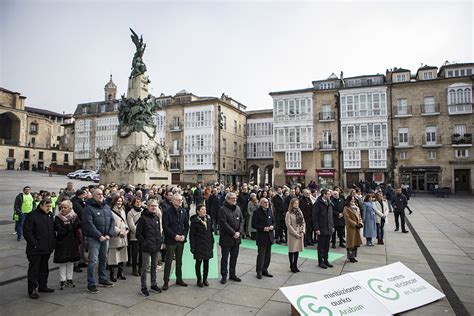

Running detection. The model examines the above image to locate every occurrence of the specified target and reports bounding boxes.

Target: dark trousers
[376,218,386,240]
[163,242,184,282]
[130,240,142,272]
[394,211,406,231]
[304,222,313,245]
[317,234,331,262]
[220,244,239,277]
[256,245,272,273]
[27,254,51,293]
[195,259,209,281]
[276,219,287,240]
[331,226,345,246]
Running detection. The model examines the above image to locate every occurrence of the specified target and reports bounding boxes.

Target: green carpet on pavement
[170,235,345,279]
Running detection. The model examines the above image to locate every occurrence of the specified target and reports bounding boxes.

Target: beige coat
[374,200,389,224]
[343,206,363,249]
[285,209,306,253]
[108,207,128,265]
[127,209,142,241]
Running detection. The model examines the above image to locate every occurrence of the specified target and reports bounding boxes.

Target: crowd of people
[13,180,412,299]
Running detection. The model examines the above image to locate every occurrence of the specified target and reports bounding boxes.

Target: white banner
[280,262,445,316]
[350,262,445,314]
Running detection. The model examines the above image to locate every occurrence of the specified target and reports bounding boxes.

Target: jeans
[376,218,385,240]
[87,237,109,287]
[141,251,158,288]
[163,242,184,283]
[220,244,239,277]
[16,213,26,239]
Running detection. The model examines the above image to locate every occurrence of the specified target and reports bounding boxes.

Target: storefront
[285,170,306,187]
[400,166,440,192]
[316,169,336,189]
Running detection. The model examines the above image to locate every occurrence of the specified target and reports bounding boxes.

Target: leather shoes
[256,273,262,279]
[262,272,273,277]
[162,282,169,291]
[38,287,55,293]
[229,275,241,282]
[402,230,409,234]
[176,280,188,287]
[318,263,328,269]
[324,261,334,268]
[349,258,357,263]
[394,228,399,231]
[29,290,39,299]
[203,279,209,286]
[220,277,227,284]
[197,280,203,287]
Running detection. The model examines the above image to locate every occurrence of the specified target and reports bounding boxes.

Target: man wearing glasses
[162,194,189,290]
[218,192,244,284]
[82,189,116,293]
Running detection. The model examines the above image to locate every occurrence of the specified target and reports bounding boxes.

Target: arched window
[457,89,464,104]
[464,88,472,104]
[449,89,456,104]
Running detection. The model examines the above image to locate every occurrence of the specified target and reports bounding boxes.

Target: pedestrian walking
[218,192,244,284]
[391,188,409,233]
[343,196,363,263]
[136,199,163,296]
[285,198,305,273]
[54,200,81,290]
[190,204,214,287]
[23,198,56,299]
[252,198,275,279]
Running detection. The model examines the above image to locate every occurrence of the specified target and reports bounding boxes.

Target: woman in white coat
[374,192,389,245]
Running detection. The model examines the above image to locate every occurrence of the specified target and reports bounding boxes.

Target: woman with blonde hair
[108,195,129,282]
[285,198,305,273]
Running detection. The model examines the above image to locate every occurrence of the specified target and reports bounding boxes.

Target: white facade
[183,105,215,170]
[94,115,119,168]
[246,118,273,159]
[447,83,473,115]
[154,110,166,145]
[272,92,314,170]
[74,119,92,160]
[340,86,389,169]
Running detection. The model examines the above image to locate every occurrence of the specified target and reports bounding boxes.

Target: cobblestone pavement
[0,171,472,315]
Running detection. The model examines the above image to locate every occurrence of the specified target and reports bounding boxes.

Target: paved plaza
[0,171,472,315]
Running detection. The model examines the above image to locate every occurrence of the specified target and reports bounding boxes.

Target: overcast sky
[1,0,472,114]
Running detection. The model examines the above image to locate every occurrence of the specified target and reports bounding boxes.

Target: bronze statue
[129,28,147,79]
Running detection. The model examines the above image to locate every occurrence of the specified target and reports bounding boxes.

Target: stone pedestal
[127,74,149,100]
[101,132,171,185]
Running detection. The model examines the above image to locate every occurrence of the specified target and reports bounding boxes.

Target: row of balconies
[394,134,472,148]
[393,103,473,116]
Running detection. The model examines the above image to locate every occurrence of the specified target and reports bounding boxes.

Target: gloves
[356,223,363,229]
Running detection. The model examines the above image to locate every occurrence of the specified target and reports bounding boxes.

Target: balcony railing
[394,136,414,147]
[448,103,473,115]
[420,103,440,115]
[318,112,335,121]
[452,133,472,146]
[319,141,336,151]
[169,123,182,131]
[422,135,442,147]
[393,105,412,116]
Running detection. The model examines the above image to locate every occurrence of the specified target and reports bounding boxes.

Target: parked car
[67,169,92,179]
[92,172,100,183]
[79,171,98,181]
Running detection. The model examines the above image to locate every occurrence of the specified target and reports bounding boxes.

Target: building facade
[0,87,74,171]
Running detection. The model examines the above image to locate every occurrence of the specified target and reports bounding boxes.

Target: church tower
[104,74,117,101]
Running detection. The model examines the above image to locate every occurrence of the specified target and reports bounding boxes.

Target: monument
[99,28,171,185]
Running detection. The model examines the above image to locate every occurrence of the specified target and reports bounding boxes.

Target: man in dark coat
[251,198,275,279]
[272,187,286,244]
[331,190,346,248]
[136,199,163,296]
[23,198,56,299]
[162,194,189,290]
[207,188,222,234]
[218,192,244,284]
[237,186,250,238]
[299,190,314,246]
[82,189,116,293]
[391,188,409,233]
[312,189,334,269]
[71,189,88,272]
[160,190,173,213]
[194,183,204,206]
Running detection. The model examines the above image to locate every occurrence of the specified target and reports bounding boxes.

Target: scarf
[199,215,207,230]
[57,209,77,224]
[290,207,304,226]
